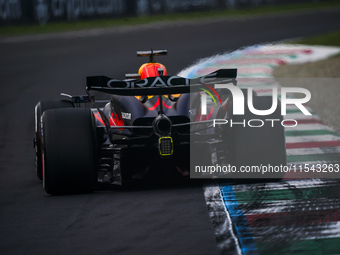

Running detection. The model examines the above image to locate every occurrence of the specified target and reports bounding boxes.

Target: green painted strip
[256,237,340,255]
[287,153,340,163]
[231,186,336,203]
[286,109,315,114]
[285,129,340,137]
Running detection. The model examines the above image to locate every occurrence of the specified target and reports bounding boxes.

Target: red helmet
[136,50,168,79]
[135,50,176,100]
[138,62,167,79]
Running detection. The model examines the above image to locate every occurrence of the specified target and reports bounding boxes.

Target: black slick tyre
[35,100,74,180]
[41,108,97,195]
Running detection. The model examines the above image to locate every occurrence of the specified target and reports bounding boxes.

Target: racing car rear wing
[137,49,167,63]
[137,49,167,57]
[86,69,237,96]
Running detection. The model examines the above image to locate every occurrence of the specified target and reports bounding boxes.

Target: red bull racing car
[34,50,286,195]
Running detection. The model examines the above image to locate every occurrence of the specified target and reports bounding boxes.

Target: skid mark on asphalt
[181,44,340,255]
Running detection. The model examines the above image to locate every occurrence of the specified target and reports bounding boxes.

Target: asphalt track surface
[1,9,340,255]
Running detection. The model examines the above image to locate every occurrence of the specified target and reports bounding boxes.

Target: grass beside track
[273,31,340,133]
[276,30,340,78]
[292,31,340,47]
[1,0,340,37]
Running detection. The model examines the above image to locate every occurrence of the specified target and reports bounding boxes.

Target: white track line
[231,179,340,192]
[203,185,242,255]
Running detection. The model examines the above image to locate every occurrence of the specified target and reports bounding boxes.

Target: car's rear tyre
[227,90,287,183]
[35,100,74,180]
[42,108,97,195]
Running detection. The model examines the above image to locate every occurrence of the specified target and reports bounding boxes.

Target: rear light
[159,137,173,156]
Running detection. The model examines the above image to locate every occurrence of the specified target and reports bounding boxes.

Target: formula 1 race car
[34,50,286,195]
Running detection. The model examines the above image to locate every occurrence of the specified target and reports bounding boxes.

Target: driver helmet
[138,63,167,80]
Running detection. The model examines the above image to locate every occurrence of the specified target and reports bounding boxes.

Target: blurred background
[1,1,340,255]
[0,0,337,26]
